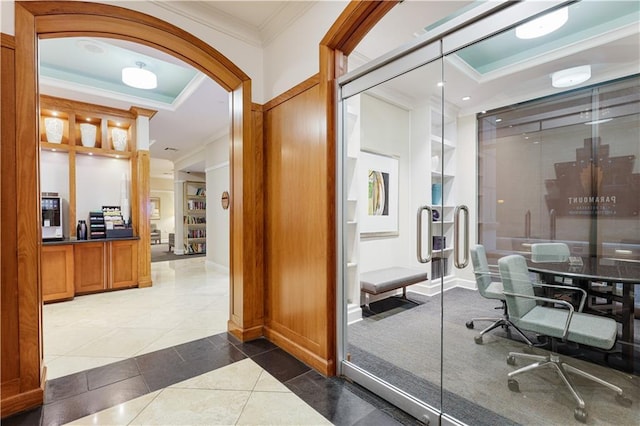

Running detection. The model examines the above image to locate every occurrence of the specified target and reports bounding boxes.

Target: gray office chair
[466,245,533,345]
[498,254,632,423]
[530,242,570,263]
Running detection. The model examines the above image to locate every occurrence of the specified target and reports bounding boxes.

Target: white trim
[174,248,185,255]
[205,161,230,173]
[347,303,362,325]
[150,189,174,194]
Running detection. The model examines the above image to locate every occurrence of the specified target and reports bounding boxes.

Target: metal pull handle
[417,205,432,263]
[454,205,469,268]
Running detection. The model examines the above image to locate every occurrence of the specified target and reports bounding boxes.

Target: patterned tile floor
[4,258,420,426]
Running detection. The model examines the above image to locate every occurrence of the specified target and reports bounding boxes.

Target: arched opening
[10,0,263,411]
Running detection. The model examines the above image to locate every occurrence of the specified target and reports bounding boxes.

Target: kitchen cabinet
[74,242,107,294]
[42,245,74,302]
[109,240,138,289]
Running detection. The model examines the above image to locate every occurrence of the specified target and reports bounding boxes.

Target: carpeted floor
[150,243,206,262]
[348,288,639,425]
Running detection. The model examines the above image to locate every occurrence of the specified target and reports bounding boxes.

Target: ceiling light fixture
[516,7,568,39]
[122,61,157,90]
[551,65,591,88]
[462,96,471,101]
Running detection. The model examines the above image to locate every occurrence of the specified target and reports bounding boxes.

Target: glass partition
[339,1,639,424]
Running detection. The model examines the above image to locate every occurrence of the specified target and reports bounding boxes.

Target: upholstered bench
[360,267,428,310]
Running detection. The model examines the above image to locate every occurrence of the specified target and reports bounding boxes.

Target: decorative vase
[80,123,97,147]
[44,117,63,144]
[112,128,128,151]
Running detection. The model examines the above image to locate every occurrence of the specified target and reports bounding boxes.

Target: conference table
[526,256,639,372]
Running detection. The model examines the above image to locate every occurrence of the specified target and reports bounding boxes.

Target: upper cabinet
[40,95,135,159]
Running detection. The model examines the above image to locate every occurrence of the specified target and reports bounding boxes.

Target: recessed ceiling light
[551,65,591,88]
[495,118,502,123]
[516,7,568,39]
[462,96,471,101]
[437,82,444,87]
[122,62,157,90]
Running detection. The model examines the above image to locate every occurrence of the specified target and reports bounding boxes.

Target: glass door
[444,1,640,425]
[339,49,447,421]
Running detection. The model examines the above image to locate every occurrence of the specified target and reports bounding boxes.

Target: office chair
[530,242,570,263]
[466,245,533,345]
[498,254,632,423]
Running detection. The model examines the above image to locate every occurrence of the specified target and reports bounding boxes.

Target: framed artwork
[359,150,399,237]
[150,197,161,220]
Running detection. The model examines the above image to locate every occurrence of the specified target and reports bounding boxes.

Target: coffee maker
[42,193,64,241]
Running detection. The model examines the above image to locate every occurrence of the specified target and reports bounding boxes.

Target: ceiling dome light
[551,65,591,88]
[516,7,568,39]
[122,62,157,90]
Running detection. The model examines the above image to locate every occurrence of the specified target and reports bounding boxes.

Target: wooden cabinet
[42,245,74,303]
[109,240,138,289]
[74,242,107,294]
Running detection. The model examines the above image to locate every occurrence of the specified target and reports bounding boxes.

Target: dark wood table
[527,256,639,372]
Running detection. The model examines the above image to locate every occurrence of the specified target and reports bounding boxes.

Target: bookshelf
[183,181,207,254]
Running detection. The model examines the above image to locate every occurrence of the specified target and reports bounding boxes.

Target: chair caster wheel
[615,394,632,407]
[507,379,519,392]
[574,407,587,423]
[466,321,474,329]
[507,355,516,366]
[474,335,483,345]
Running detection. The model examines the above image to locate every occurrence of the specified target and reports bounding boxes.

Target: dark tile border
[3,332,422,426]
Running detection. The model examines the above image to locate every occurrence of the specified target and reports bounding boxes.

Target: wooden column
[130,107,156,288]
[1,4,45,416]
[227,81,265,341]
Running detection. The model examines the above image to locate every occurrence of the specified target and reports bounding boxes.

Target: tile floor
[4,257,420,426]
[44,258,229,379]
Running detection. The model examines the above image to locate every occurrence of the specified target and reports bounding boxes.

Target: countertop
[43,236,140,245]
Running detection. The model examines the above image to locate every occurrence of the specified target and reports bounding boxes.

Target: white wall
[150,177,175,243]
[205,135,230,269]
[75,155,131,226]
[359,93,412,273]
[263,1,348,100]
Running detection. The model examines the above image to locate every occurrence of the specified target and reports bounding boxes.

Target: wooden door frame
[10,0,262,412]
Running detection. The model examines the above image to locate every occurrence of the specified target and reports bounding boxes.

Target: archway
[9,0,263,414]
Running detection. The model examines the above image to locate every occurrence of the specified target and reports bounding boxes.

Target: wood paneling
[264,81,333,373]
[42,245,74,302]
[1,36,21,395]
[14,3,45,409]
[110,240,138,289]
[74,242,107,294]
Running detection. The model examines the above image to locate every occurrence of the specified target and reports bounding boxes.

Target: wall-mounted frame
[150,197,161,220]
[360,150,399,237]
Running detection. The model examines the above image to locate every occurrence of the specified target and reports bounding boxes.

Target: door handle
[417,205,433,263]
[454,205,469,268]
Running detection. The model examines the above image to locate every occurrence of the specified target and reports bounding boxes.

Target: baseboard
[1,386,44,419]
[347,303,362,324]
[227,320,263,342]
[174,248,184,255]
[263,326,334,376]
[408,277,474,297]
